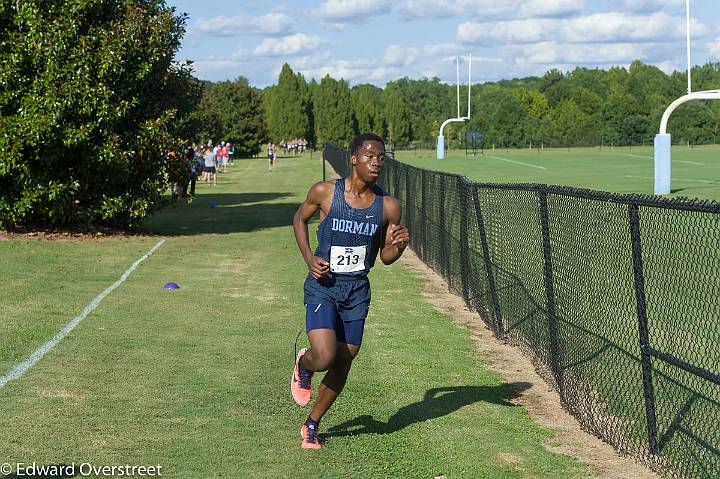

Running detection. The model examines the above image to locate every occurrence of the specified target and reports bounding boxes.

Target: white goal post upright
[437,54,472,160]
[654,90,720,194]
[653,0,720,194]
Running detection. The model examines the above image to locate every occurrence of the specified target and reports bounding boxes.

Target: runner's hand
[307,256,330,279]
[388,224,409,247]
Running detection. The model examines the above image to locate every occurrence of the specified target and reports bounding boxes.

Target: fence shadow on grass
[325,382,531,438]
[140,192,299,236]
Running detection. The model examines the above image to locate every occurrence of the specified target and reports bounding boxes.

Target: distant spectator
[187,144,197,198]
[214,142,222,173]
[222,141,230,172]
[203,145,217,185]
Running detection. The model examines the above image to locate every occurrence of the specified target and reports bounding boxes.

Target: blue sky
[169,0,720,88]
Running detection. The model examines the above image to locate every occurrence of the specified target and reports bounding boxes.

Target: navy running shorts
[303,274,371,346]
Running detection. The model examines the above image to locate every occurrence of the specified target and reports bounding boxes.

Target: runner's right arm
[293,181,332,279]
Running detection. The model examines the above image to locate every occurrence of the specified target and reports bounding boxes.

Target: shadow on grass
[326,382,531,438]
[670,185,720,198]
[2,464,78,478]
[140,192,299,235]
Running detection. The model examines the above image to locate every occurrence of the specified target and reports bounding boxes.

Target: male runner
[267,142,275,171]
[291,133,410,449]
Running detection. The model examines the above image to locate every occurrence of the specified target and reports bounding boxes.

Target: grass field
[395,145,720,201]
[0,154,594,477]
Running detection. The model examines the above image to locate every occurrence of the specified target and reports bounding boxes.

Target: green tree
[669,102,717,145]
[0,0,198,229]
[351,84,384,136]
[471,86,526,147]
[313,75,354,145]
[569,67,609,98]
[265,63,310,142]
[627,60,671,114]
[540,69,572,107]
[514,88,551,142]
[191,77,267,156]
[602,92,641,144]
[383,81,411,144]
[392,78,455,143]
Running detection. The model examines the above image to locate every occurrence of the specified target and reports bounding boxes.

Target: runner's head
[350,133,385,183]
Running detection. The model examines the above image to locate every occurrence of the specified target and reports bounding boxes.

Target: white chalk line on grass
[625,175,718,184]
[0,239,166,390]
[675,160,706,165]
[619,152,653,160]
[602,152,705,165]
[488,155,546,170]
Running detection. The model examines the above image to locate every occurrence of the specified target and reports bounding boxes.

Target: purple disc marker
[163,282,180,290]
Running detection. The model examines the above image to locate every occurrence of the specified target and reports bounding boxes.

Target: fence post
[322,144,327,181]
[628,203,660,455]
[471,187,504,337]
[420,169,428,260]
[539,191,564,400]
[406,169,413,248]
[394,164,401,200]
[439,178,447,277]
[458,177,471,304]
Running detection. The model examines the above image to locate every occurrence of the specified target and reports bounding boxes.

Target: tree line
[253,61,720,151]
[3,1,719,230]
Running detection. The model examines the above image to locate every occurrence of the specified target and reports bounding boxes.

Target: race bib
[330,245,366,273]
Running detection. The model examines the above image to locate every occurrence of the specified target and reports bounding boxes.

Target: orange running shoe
[300,422,322,449]
[291,348,313,406]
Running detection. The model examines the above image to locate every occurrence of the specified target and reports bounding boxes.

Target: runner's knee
[332,344,358,371]
[312,349,336,371]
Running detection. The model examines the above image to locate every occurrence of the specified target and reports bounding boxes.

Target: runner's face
[353,140,385,181]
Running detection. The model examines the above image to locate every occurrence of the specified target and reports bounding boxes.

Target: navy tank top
[313,178,384,278]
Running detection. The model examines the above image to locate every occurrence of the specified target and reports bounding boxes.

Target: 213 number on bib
[330,245,367,273]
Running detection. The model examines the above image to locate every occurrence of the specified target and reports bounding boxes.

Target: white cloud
[708,37,720,59]
[518,0,583,18]
[193,60,246,74]
[195,13,296,37]
[189,48,253,79]
[384,45,418,66]
[609,0,685,13]
[423,43,459,57]
[384,43,475,72]
[253,34,326,57]
[651,60,681,74]
[317,0,390,22]
[291,52,334,70]
[252,12,298,35]
[393,0,459,18]
[519,41,651,64]
[458,12,708,45]
[395,0,582,19]
[562,12,706,43]
[458,19,547,44]
[296,59,398,83]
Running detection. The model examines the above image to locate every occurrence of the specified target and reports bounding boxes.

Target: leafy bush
[0,0,200,230]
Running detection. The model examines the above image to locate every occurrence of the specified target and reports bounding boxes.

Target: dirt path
[398,249,659,479]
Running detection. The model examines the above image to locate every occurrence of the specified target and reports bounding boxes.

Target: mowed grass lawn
[396,145,720,200]
[0,154,589,478]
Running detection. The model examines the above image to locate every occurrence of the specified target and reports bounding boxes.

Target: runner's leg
[308,342,359,422]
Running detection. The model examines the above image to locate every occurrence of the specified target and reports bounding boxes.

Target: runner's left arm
[380,197,410,265]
